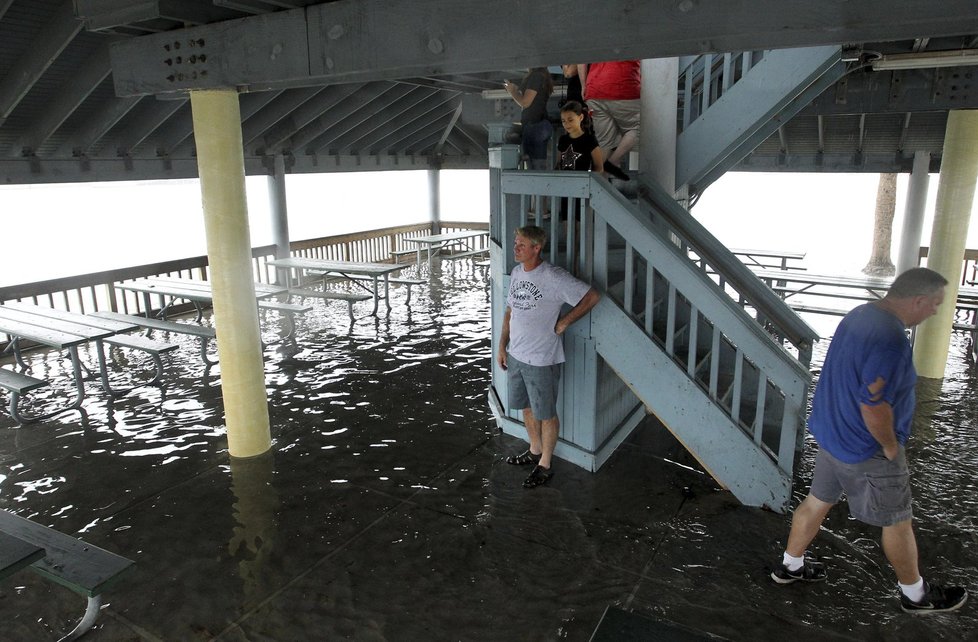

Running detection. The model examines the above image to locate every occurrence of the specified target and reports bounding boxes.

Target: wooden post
[914,110,978,378]
[190,88,271,458]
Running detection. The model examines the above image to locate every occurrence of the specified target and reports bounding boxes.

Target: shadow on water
[1,262,976,640]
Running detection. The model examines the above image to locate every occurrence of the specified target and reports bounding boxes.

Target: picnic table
[0,302,178,422]
[116,277,288,321]
[267,257,403,315]
[400,230,489,272]
[730,247,806,271]
[752,269,892,303]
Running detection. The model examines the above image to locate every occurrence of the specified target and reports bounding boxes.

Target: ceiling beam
[109,0,978,97]
[9,42,116,157]
[0,0,84,122]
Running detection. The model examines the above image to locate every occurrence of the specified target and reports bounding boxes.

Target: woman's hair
[524,67,554,96]
[560,100,592,132]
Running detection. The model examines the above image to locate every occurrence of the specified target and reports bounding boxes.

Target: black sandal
[506,449,541,466]
[522,465,553,488]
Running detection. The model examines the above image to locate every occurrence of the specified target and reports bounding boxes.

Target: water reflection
[229,450,279,608]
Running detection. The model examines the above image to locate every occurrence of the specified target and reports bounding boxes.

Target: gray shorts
[506,354,560,420]
[810,445,912,527]
[588,98,641,152]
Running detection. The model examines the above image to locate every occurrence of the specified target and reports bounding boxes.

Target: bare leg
[522,408,543,456]
[607,129,638,166]
[785,494,834,557]
[538,416,560,469]
[882,519,921,585]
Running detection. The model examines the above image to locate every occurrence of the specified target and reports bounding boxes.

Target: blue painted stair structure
[676,45,846,197]
[487,171,818,512]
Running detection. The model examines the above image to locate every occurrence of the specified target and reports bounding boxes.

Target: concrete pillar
[267,154,290,260]
[913,110,978,378]
[639,58,679,195]
[895,151,931,274]
[428,167,441,234]
[190,88,272,458]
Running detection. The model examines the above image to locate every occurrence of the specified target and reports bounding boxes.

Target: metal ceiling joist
[364,94,460,155]
[9,41,115,156]
[282,84,370,151]
[434,102,464,156]
[307,84,419,154]
[349,92,455,154]
[328,86,437,155]
[0,0,83,121]
[74,0,238,32]
[108,96,187,153]
[240,86,324,147]
[109,0,978,97]
[300,83,405,154]
[56,94,143,156]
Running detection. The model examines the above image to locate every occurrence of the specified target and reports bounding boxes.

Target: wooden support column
[190,88,272,458]
[895,151,931,274]
[914,110,978,378]
[267,154,291,286]
[640,58,678,195]
[428,168,441,234]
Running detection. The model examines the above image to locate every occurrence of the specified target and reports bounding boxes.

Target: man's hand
[497,347,508,370]
[882,442,899,461]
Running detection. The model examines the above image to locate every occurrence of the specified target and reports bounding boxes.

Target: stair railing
[499,170,812,476]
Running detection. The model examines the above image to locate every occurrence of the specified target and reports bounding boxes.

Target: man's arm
[861,401,900,460]
[861,374,900,460]
[555,288,600,335]
[498,306,512,369]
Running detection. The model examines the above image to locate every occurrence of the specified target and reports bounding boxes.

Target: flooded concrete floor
[1,262,976,641]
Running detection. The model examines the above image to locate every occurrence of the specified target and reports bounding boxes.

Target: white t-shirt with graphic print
[506,261,591,366]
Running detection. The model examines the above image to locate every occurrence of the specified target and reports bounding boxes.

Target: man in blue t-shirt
[498,226,599,488]
[772,268,967,614]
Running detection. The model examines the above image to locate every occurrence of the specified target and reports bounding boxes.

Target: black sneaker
[900,582,968,614]
[506,449,541,466]
[522,465,553,489]
[771,558,827,584]
[603,160,630,181]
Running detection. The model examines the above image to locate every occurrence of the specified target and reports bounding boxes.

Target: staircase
[489,171,817,513]
[486,48,842,511]
[676,46,846,197]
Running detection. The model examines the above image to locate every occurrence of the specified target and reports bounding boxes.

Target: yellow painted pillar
[190,89,271,457]
[913,110,978,378]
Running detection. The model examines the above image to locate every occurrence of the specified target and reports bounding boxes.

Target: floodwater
[1,259,977,641]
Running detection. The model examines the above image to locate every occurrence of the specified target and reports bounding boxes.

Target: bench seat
[288,288,371,322]
[90,311,217,366]
[0,509,134,641]
[0,368,51,424]
[320,273,426,304]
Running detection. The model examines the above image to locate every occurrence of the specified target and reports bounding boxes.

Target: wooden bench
[0,368,50,424]
[256,300,313,342]
[91,311,218,366]
[390,248,418,263]
[288,288,371,322]
[0,509,134,641]
[443,247,489,260]
[321,273,426,304]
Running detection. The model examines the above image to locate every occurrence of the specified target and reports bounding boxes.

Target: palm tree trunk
[863,173,897,276]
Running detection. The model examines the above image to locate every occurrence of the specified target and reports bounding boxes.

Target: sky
[1,169,975,288]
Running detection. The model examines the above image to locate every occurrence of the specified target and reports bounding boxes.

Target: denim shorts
[506,354,561,420]
[810,445,913,527]
[521,119,553,162]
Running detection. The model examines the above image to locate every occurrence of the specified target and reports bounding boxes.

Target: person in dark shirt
[503,68,554,170]
[771,267,967,614]
[556,101,604,173]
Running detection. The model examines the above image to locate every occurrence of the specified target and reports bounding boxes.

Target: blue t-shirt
[808,303,916,463]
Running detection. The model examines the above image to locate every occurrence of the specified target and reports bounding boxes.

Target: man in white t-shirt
[498,226,600,488]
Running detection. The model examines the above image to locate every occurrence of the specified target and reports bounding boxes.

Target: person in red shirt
[578,61,640,180]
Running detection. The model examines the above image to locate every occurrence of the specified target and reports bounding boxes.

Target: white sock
[899,578,926,603]
[782,552,804,572]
